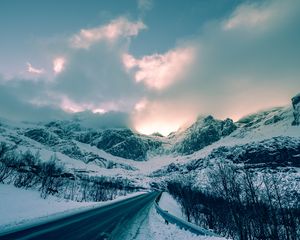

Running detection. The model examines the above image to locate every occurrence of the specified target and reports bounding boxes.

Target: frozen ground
[119,192,226,240]
[0,184,145,233]
[133,206,227,240]
[159,192,186,220]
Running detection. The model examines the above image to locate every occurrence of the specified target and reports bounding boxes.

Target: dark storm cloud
[0,75,132,128]
[0,76,67,121]
[53,41,145,111]
[74,111,131,129]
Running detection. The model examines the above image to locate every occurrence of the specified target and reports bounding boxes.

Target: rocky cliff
[172,116,237,155]
[292,93,300,125]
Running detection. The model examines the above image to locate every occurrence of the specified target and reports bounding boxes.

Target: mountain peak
[292,93,300,125]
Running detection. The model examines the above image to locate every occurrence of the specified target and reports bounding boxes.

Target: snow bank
[0,184,145,233]
[158,192,186,220]
[135,206,226,240]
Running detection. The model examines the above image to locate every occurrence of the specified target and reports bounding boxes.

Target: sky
[0,0,300,135]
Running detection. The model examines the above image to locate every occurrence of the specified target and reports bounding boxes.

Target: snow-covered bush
[0,141,138,201]
[167,163,300,240]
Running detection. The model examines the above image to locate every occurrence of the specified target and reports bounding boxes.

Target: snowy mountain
[170,116,237,155]
[23,120,163,161]
[292,93,300,125]
[0,93,299,189]
[152,98,300,175]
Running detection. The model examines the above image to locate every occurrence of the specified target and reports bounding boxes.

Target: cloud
[74,111,131,129]
[1,1,300,136]
[53,43,145,113]
[223,2,273,30]
[131,0,300,134]
[134,98,148,111]
[53,57,65,74]
[132,98,198,136]
[0,16,144,127]
[137,0,153,13]
[70,17,146,49]
[27,62,44,75]
[0,75,131,128]
[123,47,195,90]
[47,17,149,117]
[0,75,67,121]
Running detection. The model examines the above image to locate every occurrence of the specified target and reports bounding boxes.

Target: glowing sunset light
[135,123,178,136]
[60,97,83,113]
[123,47,195,90]
[0,0,299,135]
[26,62,44,75]
[134,98,148,111]
[133,99,198,136]
[92,108,106,114]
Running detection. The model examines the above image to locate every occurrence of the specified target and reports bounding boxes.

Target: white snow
[157,106,300,168]
[76,141,185,175]
[0,184,225,239]
[159,192,186,220]
[0,184,146,233]
[1,106,299,182]
[133,206,227,240]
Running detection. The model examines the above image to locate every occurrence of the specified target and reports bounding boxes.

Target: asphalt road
[0,192,159,240]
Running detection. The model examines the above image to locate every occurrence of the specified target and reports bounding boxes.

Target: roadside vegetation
[167,162,300,240]
[0,142,137,202]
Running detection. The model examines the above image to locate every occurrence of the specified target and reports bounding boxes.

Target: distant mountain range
[0,93,299,188]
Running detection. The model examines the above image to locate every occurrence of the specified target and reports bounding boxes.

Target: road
[0,192,159,240]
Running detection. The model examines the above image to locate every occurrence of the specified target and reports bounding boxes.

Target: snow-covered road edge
[158,192,186,220]
[156,192,221,237]
[0,184,147,234]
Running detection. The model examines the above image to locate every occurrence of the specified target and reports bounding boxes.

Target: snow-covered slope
[0,119,153,192]
[170,116,236,155]
[150,102,300,208]
[0,94,299,187]
[0,184,145,233]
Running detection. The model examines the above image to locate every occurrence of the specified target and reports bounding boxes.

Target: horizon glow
[0,0,299,133]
